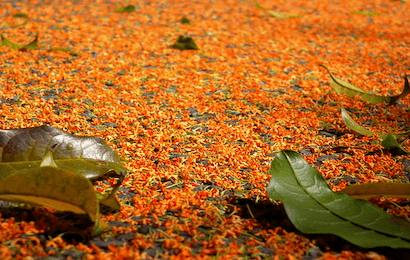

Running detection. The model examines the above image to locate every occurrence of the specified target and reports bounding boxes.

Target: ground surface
[0,0,410,259]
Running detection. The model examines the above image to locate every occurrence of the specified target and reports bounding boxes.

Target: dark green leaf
[115,5,136,13]
[320,65,409,104]
[268,150,410,248]
[12,13,28,18]
[181,17,191,24]
[170,35,199,50]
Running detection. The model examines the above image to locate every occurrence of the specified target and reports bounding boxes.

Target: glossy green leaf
[170,36,199,50]
[342,182,410,199]
[0,125,128,180]
[255,2,304,18]
[115,5,136,13]
[320,65,410,104]
[0,33,38,50]
[0,166,98,222]
[267,150,410,248]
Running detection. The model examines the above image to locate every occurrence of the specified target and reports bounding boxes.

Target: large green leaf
[0,125,128,180]
[267,150,410,248]
[341,182,410,199]
[0,165,98,221]
[320,65,410,104]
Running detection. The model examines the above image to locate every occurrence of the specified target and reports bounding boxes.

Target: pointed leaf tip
[320,64,408,104]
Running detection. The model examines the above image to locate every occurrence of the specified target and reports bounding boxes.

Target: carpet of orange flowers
[0,0,409,259]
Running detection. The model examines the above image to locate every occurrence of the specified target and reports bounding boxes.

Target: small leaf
[170,35,199,50]
[0,166,98,222]
[12,13,28,18]
[341,182,410,199]
[268,150,410,248]
[115,5,136,13]
[0,33,38,50]
[380,131,409,154]
[96,191,121,211]
[352,9,380,16]
[49,47,79,56]
[181,17,191,24]
[255,2,304,18]
[320,65,409,104]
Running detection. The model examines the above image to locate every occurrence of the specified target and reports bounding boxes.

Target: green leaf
[0,125,128,180]
[0,34,38,50]
[341,182,410,199]
[255,2,304,18]
[170,35,199,50]
[181,17,191,24]
[49,47,79,56]
[340,108,375,136]
[115,5,136,13]
[380,131,409,154]
[0,166,98,222]
[267,150,410,248]
[96,191,121,211]
[352,9,380,16]
[320,65,410,104]
[341,108,410,153]
[12,13,29,18]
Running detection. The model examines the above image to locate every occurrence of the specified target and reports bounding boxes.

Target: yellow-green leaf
[341,182,410,199]
[341,108,375,136]
[380,131,409,154]
[352,9,380,16]
[115,5,136,13]
[0,33,38,50]
[341,108,410,153]
[96,191,121,211]
[321,65,409,104]
[49,47,79,56]
[0,166,98,222]
[255,2,304,18]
